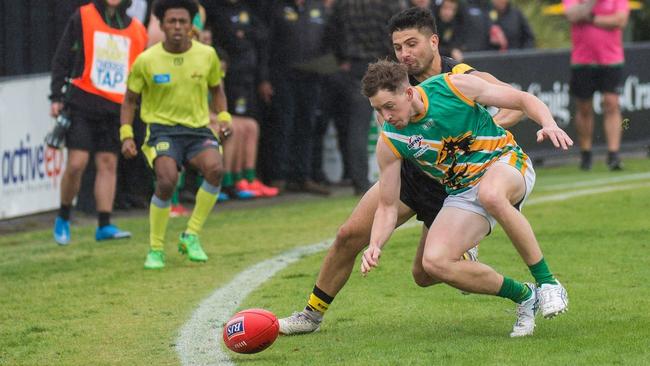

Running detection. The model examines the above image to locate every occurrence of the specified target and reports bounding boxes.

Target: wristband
[119,124,134,142]
[216,111,232,124]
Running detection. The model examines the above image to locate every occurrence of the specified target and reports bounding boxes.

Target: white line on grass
[535,172,650,192]
[176,180,650,366]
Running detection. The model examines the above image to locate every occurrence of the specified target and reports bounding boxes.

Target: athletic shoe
[222,186,255,200]
[53,216,71,245]
[459,245,479,295]
[170,204,190,217]
[538,281,569,319]
[235,179,263,198]
[178,233,208,262]
[607,154,624,171]
[279,310,322,335]
[248,179,279,197]
[217,192,230,202]
[144,250,165,270]
[510,283,538,338]
[462,245,479,262]
[95,225,131,241]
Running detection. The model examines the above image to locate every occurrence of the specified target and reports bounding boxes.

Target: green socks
[222,172,233,188]
[528,257,558,286]
[244,168,256,182]
[498,277,533,304]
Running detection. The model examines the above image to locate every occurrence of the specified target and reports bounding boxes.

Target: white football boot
[279,310,322,335]
[510,283,538,338]
[460,245,480,295]
[538,280,569,318]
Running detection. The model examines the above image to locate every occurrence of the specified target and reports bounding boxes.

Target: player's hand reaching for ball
[121,139,138,159]
[361,245,382,276]
[536,126,574,150]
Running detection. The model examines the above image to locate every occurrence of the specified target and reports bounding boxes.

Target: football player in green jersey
[361,60,572,337]
[279,7,526,336]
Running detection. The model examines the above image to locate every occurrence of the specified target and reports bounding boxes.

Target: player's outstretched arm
[470,70,524,128]
[120,89,140,159]
[449,73,574,150]
[361,139,402,277]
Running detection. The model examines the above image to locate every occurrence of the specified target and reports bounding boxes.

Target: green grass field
[2,159,650,365]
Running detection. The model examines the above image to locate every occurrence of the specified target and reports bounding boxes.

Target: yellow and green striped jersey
[382,73,528,195]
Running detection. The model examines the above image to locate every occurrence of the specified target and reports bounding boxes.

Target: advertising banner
[0,75,65,219]
[464,43,650,159]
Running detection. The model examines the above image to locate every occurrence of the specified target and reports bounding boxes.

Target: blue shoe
[54,217,70,245]
[235,190,256,200]
[217,192,230,202]
[95,225,132,241]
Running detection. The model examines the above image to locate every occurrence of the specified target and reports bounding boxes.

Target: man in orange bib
[49,0,147,245]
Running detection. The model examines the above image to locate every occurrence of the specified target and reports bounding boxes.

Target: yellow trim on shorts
[141,125,157,168]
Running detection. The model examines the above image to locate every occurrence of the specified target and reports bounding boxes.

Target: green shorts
[142,123,221,170]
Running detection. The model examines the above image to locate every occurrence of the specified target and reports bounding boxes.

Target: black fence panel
[464,43,650,160]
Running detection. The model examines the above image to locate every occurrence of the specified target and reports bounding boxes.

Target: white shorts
[443,154,536,230]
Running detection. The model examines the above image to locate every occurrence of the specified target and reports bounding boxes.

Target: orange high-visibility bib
[71,3,147,104]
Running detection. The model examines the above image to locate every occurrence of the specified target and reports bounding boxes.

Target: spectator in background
[216,46,280,199]
[49,0,147,245]
[411,0,435,12]
[435,0,466,60]
[461,0,495,51]
[489,0,535,49]
[564,0,629,171]
[326,0,406,195]
[202,0,276,194]
[311,0,342,186]
[266,0,331,195]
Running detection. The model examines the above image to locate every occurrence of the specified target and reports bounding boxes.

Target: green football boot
[178,233,208,262]
[144,250,165,269]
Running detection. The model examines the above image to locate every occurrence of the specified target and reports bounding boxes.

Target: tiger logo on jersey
[437,131,475,189]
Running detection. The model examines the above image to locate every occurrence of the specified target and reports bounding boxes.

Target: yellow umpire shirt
[127,40,222,128]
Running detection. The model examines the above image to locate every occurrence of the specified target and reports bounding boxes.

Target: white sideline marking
[536,172,650,192]
[176,180,650,366]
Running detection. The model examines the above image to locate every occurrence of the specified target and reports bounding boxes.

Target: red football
[222,308,279,354]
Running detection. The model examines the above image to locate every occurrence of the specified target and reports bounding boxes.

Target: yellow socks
[186,181,220,236]
[149,195,171,251]
[306,285,334,315]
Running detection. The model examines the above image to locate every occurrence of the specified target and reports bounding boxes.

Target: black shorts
[226,82,259,118]
[142,124,220,170]
[66,109,120,154]
[400,159,448,228]
[570,65,623,99]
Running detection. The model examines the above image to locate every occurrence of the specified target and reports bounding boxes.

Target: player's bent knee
[421,254,452,281]
[204,163,224,185]
[412,267,440,287]
[156,177,177,198]
[478,188,506,214]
